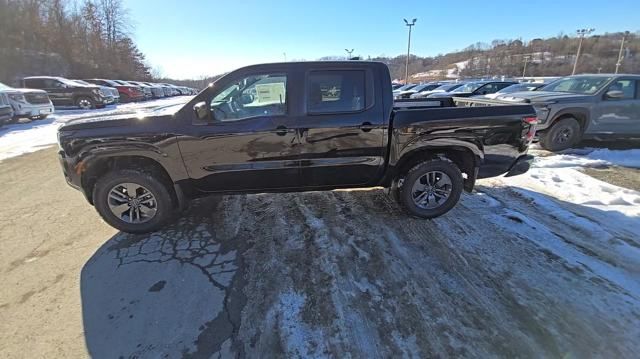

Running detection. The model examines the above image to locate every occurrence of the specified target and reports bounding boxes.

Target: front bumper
[505,155,534,177]
[58,150,83,191]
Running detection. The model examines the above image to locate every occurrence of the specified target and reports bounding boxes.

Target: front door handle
[275,125,288,136]
[359,122,375,132]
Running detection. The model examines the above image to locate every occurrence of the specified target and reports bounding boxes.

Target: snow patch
[0,97,191,162]
[532,148,640,169]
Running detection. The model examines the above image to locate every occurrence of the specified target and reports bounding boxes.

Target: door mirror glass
[193,101,209,121]
[605,90,625,99]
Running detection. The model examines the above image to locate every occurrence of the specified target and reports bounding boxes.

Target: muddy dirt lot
[1,147,639,358]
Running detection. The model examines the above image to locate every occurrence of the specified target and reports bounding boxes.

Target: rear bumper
[13,103,54,117]
[505,155,534,177]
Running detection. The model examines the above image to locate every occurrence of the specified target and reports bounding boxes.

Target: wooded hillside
[0,0,150,85]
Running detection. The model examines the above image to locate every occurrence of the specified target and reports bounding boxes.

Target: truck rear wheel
[398,159,463,219]
[539,117,581,152]
[93,169,175,233]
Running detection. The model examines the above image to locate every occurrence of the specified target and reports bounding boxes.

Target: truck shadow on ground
[80,186,640,358]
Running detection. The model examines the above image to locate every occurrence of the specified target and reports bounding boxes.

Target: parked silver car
[0,92,14,125]
[0,82,54,120]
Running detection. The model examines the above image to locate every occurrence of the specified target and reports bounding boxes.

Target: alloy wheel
[411,171,453,209]
[107,182,158,224]
[77,98,92,110]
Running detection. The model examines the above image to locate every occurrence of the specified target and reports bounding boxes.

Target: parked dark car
[57,61,536,233]
[478,82,546,99]
[83,79,145,103]
[22,76,109,109]
[490,74,640,151]
[428,81,517,98]
[410,82,466,99]
[394,82,444,99]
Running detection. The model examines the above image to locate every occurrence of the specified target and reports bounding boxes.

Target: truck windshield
[541,76,612,94]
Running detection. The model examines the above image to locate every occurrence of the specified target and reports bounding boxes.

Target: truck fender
[548,107,591,133]
[390,137,483,192]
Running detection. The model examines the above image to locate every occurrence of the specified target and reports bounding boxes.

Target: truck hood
[59,102,184,131]
[495,91,591,104]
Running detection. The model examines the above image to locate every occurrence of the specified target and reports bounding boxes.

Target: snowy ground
[0,96,191,161]
[0,103,639,357]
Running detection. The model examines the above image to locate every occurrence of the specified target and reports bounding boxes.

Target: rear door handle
[359,122,375,132]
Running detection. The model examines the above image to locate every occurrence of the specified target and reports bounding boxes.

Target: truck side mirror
[605,90,624,99]
[193,101,209,121]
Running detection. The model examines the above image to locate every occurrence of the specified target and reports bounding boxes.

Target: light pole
[615,31,630,74]
[403,18,417,84]
[345,48,354,59]
[522,55,530,78]
[283,52,287,62]
[572,28,594,75]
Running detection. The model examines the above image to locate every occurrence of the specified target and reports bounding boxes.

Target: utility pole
[403,18,417,84]
[615,31,630,74]
[572,28,594,75]
[345,48,354,59]
[283,52,287,62]
[522,55,530,78]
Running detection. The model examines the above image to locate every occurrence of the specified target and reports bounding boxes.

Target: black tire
[539,117,581,152]
[398,159,464,219]
[75,96,95,110]
[93,169,175,233]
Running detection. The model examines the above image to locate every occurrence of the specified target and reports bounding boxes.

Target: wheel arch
[391,145,480,192]
[81,155,179,207]
[548,108,590,134]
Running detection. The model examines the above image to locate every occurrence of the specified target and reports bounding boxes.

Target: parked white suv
[0,82,54,121]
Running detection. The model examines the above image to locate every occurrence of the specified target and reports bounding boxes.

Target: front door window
[210,74,287,122]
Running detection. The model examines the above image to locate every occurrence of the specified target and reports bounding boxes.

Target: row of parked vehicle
[392,80,547,100]
[393,73,640,151]
[0,76,197,126]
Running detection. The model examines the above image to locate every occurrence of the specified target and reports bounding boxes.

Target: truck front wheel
[93,169,175,233]
[539,117,581,152]
[398,159,463,219]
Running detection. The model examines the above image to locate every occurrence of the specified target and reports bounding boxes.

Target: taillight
[523,116,538,142]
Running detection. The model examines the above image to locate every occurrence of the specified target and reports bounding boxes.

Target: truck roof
[229,61,389,73]
[570,73,640,78]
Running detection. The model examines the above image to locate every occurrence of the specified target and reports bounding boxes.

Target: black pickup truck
[57,61,537,233]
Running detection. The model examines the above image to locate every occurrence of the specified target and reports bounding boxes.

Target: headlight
[8,94,26,102]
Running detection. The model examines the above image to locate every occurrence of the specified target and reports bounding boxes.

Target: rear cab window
[306,70,367,114]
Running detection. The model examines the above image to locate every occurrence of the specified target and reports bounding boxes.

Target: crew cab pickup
[485,74,640,151]
[57,61,537,233]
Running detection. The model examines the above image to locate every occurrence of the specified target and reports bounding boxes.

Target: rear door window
[307,70,366,114]
[24,78,46,89]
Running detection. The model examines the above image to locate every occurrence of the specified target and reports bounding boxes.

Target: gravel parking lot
[1,102,639,358]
